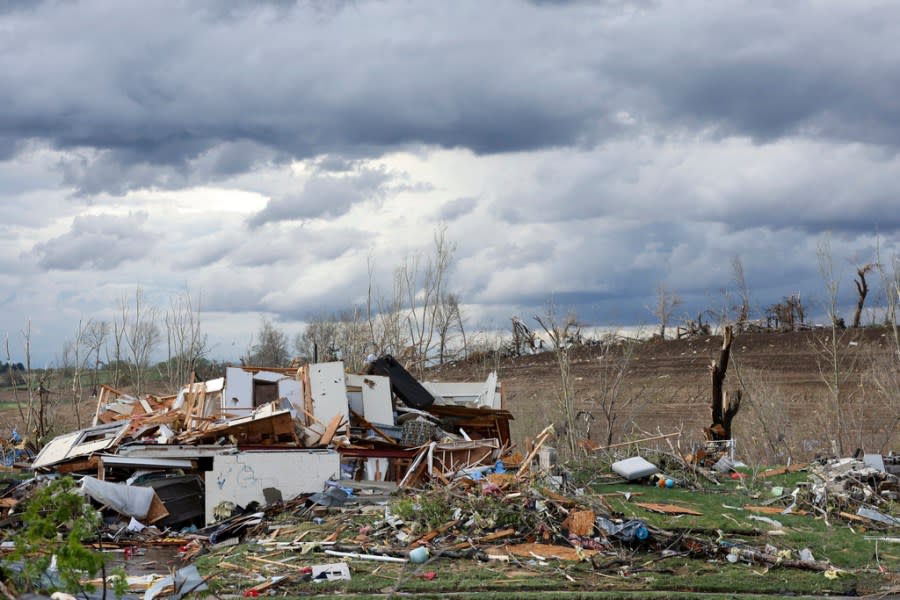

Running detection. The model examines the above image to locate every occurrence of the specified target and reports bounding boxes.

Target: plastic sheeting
[79,476,154,520]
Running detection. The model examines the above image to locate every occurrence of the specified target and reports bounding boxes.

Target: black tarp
[367,355,435,409]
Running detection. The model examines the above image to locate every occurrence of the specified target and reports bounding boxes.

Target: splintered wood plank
[145,492,170,524]
[758,464,808,478]
[744,505,807,516]
[245,575,291,594]
[408,519,461,549]
[319,413,344,446]
[503,543,597,561]
[448,527,517,550]
[635,502,702,515]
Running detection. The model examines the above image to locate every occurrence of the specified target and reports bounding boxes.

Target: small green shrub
[1,476,116,595]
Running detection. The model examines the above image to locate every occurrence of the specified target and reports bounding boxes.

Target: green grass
[190,467,899,598]
[596,471,898,573]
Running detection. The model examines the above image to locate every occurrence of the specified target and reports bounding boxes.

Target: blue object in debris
[596,517,651,543]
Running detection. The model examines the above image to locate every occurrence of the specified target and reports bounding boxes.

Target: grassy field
[189,466,899,598]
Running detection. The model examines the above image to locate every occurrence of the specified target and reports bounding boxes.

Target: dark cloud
[170,237,233,270]
[490,139,900,238]
[30,212,155,270]
[247,166,390,226]
[602,4,900,147]
[0,136,22,160]
[0,1,615,194]
[5,2,899,195]
[201,282,266,314]
[437,197,477,221]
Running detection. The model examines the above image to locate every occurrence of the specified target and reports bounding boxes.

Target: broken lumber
[516,424,555,478]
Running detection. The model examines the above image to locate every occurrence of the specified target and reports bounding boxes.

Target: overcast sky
[2,0,900,366]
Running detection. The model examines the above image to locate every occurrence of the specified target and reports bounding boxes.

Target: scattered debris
[2,352,899,598]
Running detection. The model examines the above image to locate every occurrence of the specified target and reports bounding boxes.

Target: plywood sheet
[223,366,254,416]
[309,362,348,430]
[346,373,393,425]
[635,502,702,516]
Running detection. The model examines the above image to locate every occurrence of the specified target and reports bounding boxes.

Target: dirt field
[428,327,900,462]
[3,327,898,463]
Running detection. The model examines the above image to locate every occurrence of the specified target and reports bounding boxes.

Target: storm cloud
[2,0,900,364]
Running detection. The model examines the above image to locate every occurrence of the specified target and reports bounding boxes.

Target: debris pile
[780,456,900,526]
[2,350,899,597]
[3,358,509,531]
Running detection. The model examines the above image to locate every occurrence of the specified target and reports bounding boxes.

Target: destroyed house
[23,357,510,527]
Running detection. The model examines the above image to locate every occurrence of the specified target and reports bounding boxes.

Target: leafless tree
[365,227,458,374]
[368,255,406,359]
[511,316,537,356]
[876,243,900,347]
[732,363,794,465]
[435,292,464,364]
[765,293,805,331]
[402,227,455,375]
[814,234,854,455]
[851,263,874,328]
[60,319,95,429]
[652,285,683,339]
[108,295,129,389]
[245,318,290,367]
[7,321,49,443]
[871,244,900,451]
[5,332,28,429]
[125,286,160,396]
[535,302,581,458]
[582,331,644,446]
[732,255,751,328]
[298,306,371,371]
[297,313,342,363]
[336,306,370,372]
[83,320,108,396]
[162,289,207,391]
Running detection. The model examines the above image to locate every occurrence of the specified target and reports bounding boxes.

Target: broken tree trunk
[852,263,873,328]
[705,325,741,441]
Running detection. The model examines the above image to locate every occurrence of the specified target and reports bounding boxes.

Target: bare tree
[814,235,853,455]
[5,332,29,430]
[871,244,900,451]
[365,227,458,374]
[368,256,407,359]
[83,320,108,396]
[108,295,129,389]
[298,306,371,371]
[162,289,207,392]
[732,255,751,328]
[582,331,644,446]
[62,319,95,428]
[765,292,806,331]
[125,286,160,396]
[511,317,537,356]
[435,292,464,364]
[705,325,741,442]
[876,242,900,349]
[7,321,49,443]
[245,318,290,367]
[297,314,342,363]
[334,306,370,372]
[652,285,683,339]
[732,363,794,465]
[851,263,874,328]
[535,302,581,458]
[402,227,455,375]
